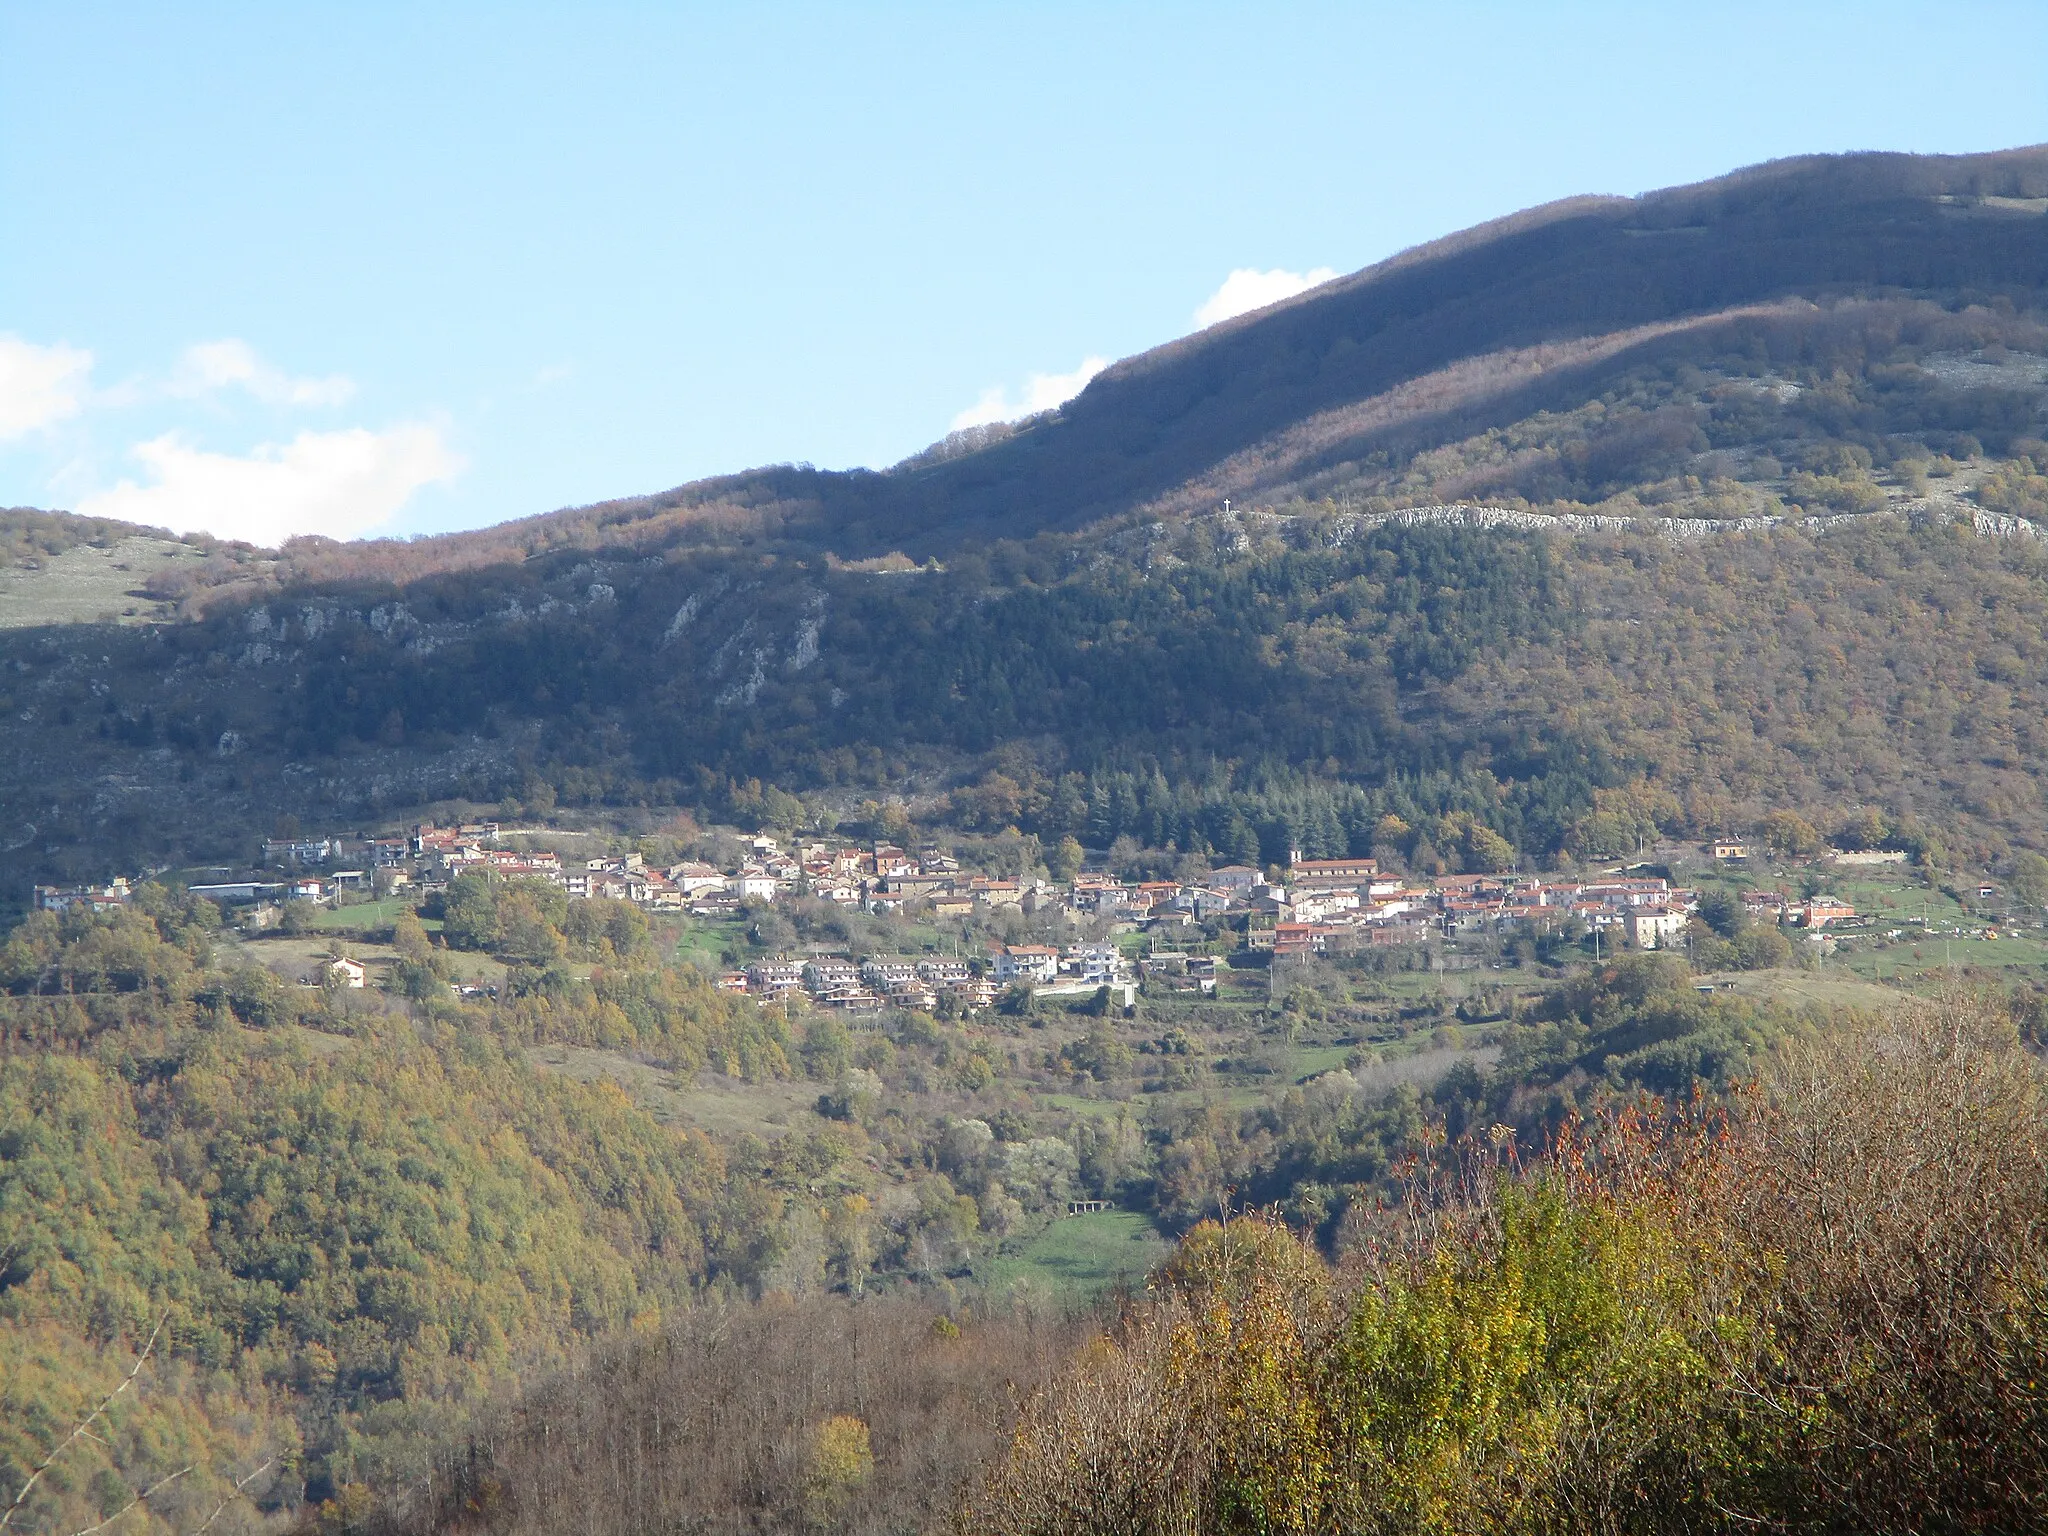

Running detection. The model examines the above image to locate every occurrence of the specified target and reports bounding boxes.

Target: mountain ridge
[21,144,2039,582]
[532,144,2041,557]
[4,146,2048,885]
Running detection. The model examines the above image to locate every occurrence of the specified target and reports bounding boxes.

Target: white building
[1628,907,1690,950]
[991,945,1059,984]
[729,870,779,902]
[861,956,922,987]
[668,862,728,895]
[746,960,806,998]
[1062,943,1121,985]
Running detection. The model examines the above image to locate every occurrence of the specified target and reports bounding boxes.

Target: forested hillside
[5,152,2048,891]
[952,1002,2048,1535]
[0,892,778,1509]
[3,861,1996,1534]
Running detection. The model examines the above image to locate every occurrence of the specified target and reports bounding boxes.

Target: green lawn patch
[985,1210,1170,1300]
[675,943,728,975]
[1039,1092,1123,1118]
[1689,967,1909,1013]
[304,898,420,931]
[1292,1043,1354,1080]
[1840,935,2048,984]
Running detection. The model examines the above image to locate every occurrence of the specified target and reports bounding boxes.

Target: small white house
[328,956,367,989]
[668,862,728,896]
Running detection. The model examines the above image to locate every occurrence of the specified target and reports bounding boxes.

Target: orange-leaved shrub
[958,995,2048,1534]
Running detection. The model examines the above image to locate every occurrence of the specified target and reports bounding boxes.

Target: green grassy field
[1837,935,2048,984]
[304,897,419,930]
[674,940,729,974]
[1291,1042,1354,1080]
[1037,1091,1126,1118]
[1826,873,1968,927]
[1354,967,1465,1002]
[525,1048,829,1137]
[985,1210,1171,1300]
[662,914,746,975]
[1693,967,1910,1012]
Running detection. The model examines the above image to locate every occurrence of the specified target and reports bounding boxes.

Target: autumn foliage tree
[958,996,2048,1534]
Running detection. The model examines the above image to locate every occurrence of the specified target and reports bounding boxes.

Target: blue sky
[2,3,2043,546]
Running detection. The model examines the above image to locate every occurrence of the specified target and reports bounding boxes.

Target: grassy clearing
[305,898,414,931]
[0,535,204,628]
[1349,1042,1502,1092]
[674,941,728,975]
[1357,967,1459,1002]
[524,1045,696,1125]
[1824,870,1963,922]
[985,1210,1171,1300]
[665,915,748,974]
[1693,967,1911,1012]
[1840,935,2048,984]
[1037,1091,1125,1118]
[1292,1042,1354,1080]
[526,1050,830,1139]
[273,1022,356,1056]
[227,932,399,983]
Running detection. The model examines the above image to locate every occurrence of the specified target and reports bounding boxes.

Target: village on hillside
[29,819,1957,1013]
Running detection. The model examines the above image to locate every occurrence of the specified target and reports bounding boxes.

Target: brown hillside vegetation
[11,496,2048,885]
[957,998,2048,1535]
[349,1296,1083,1536]
[1434,516,2048,861]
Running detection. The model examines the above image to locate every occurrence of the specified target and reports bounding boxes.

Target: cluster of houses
[727,941,1146,1015]
[1257,863,1861,957]
[1252,863,1697,956]
[33,826,1863,965]
[30,876,135,915]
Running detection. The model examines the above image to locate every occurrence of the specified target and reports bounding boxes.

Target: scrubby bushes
[355,1295,1082,1536]
[958,997,2048,1534]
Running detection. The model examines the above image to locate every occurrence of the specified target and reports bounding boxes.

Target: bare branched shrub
[351,1292,1081,1536]
[1720,994,2048,1526]
[959,1304,1212,1536]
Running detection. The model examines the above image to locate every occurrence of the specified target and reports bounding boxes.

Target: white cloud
[951,355,1109,431]
[78,425,463,546]
[0,335,94,440]
[1194,266,1339,328]
[172,339,355,407]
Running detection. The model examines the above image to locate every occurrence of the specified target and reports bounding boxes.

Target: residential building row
[734,953,997,1014]
[727,938,1137,1015]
